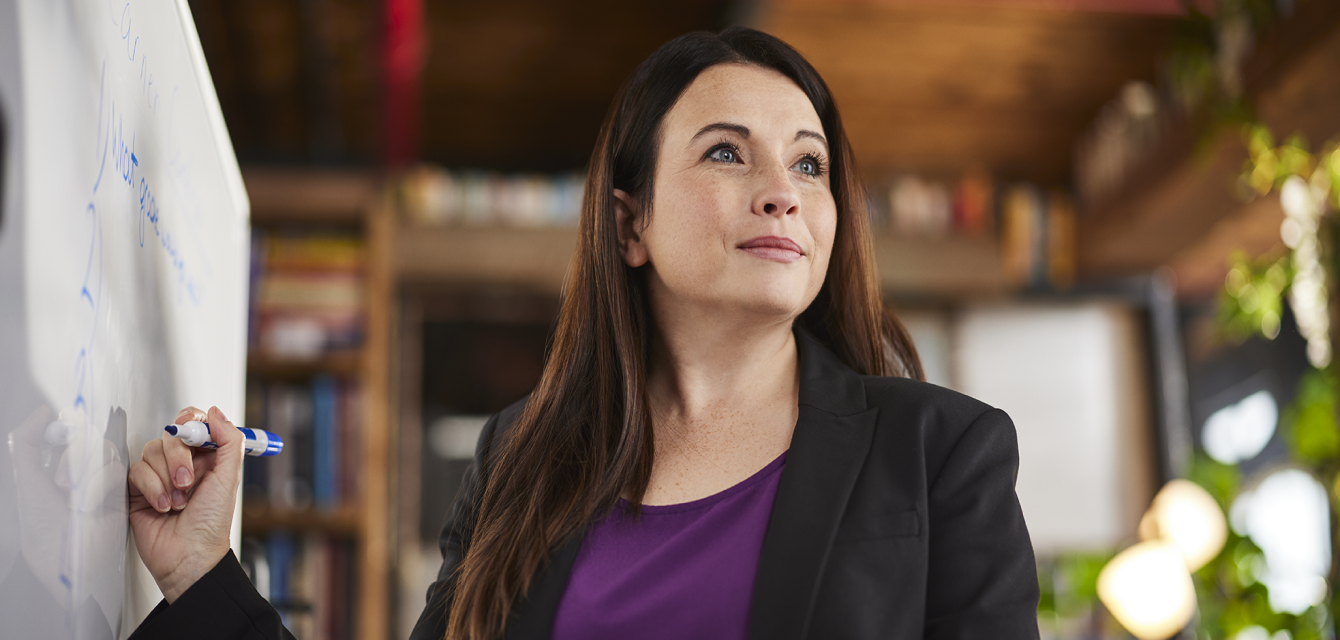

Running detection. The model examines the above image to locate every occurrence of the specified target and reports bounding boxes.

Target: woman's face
[618,63,837,327]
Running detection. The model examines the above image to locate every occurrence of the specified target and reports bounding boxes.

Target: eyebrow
[796,129,828,149]
[688,122,829,151]
[690,122,751,143]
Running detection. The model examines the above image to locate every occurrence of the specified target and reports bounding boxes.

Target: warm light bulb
[1098,539,1198,640]
[1138,479,1228,571]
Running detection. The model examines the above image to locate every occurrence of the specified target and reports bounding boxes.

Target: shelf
[1077,2,1340,282]
[874,233,1006,297]
[395,223,1006,297]
[241,504,361,536]
[242,170,397,640]
[396,225,579,292]
[244,168,379,224]
[246,349,362,379]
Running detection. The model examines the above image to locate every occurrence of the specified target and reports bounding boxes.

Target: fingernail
[156,495,170,512]
[171,489,187,510]
[175,467,192,488]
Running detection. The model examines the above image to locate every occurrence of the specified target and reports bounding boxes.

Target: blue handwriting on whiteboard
[103,92,201,307]
[110,2,160,115]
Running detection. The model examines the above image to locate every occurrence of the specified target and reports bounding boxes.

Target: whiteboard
[0,1,250,638]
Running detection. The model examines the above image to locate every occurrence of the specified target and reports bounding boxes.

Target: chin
[732,280,816,321]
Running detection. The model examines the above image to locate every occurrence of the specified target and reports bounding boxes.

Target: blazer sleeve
[408,411,501,640]
[924,407,1040,640]
[128,550,295,640]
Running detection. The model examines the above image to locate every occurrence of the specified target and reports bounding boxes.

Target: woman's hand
[128,406,244,603]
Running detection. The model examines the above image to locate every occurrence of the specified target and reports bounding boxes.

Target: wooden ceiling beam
[760,0,1173,182]
[1076,0,1340,281]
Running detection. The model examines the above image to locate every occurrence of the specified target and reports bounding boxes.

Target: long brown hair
[445,27,923,640]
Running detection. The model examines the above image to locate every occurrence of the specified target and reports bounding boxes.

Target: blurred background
[200,0,1340,638]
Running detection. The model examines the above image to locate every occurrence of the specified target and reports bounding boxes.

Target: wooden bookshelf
[359,200,395,640]
[240,506,361,537]
[246,350,362,379]
[873,233,1005,297]
[396,225,577,292]
[244,168,379,225]
[242,168,393,640]
[394,224,1007,297]
[1077,1,1340,292]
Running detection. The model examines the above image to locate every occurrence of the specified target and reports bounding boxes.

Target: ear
[613,188,649,268]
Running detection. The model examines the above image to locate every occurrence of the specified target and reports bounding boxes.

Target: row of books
[999,184,1076,290]
[398,165,585,227]
[249,228,366,359]
[877,169,995,238]
[243,376,363,511]
[240,534,356,640]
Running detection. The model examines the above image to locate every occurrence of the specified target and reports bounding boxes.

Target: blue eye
[708,145,739,164]
[793,155,826,177]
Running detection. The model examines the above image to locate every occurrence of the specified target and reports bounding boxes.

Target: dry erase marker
[164,421,283,457]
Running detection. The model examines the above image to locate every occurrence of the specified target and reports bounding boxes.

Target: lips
[737,235,805,263]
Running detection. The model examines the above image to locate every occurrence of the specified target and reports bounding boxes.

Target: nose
[753,165,801,218]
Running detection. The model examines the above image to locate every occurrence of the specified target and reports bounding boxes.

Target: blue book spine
[267,532,295,628]
[330,379,344,506]
[312,376,335,509]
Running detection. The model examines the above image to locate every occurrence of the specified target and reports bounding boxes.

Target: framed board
[0,1,249,638]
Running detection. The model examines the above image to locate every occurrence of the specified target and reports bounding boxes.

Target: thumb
[205,406,244,484]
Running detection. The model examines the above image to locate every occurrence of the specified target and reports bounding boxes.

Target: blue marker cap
[259,430,284,456]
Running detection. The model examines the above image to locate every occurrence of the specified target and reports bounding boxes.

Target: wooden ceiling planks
[417,0,730,171]
[758,1,1176,182]
[1076,0,1340,282]
[190,0,381,163]
[192,0,1175,181]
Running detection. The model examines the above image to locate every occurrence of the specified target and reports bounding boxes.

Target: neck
[645,305,800,441]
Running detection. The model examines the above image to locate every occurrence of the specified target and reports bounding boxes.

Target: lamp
[1097,539,1198,640]
[1100,479,1228,639]
[1137,479,1228,571]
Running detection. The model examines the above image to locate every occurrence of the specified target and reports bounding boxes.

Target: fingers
[206,406,239,448]
[129,458,172,513]
[160,424,196,500]
[175,406,207,426]
[199,406,244,499]
[142,439,191,511]
[127,405,232,518]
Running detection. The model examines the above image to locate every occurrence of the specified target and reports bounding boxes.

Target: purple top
[551,451,788,640]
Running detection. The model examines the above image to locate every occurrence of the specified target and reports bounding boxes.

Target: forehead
[663,63,823,140]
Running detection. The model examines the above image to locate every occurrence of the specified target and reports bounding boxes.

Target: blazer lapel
[748,330,878,640]
[505,529,586,640]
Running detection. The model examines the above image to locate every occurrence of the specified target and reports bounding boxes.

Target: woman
[128,27,1039,640]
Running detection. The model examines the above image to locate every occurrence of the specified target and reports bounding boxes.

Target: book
[399,165,585,227]
[244,377,359,512]
[243,534,356,640]
[1001,184,1043,289]
[312,376,339,509]
[250,228,366,359]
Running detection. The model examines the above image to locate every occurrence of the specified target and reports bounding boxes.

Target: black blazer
[131,330,1040,640]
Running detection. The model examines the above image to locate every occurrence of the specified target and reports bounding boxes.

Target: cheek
[650,174,738,258]
[675,173,739,223]
[810,202,838,271]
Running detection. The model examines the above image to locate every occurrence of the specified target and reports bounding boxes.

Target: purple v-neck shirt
[551,451,789,640]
